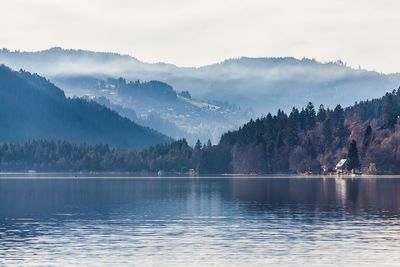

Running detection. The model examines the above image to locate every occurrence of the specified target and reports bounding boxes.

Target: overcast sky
[1,0,399,73]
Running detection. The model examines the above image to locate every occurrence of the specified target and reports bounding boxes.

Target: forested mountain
[2,87,400,174]
[0,65,170,148]
[212,87,400,174]
[58,75,251,144]
[0,47,253,144]
[1,47,399,115]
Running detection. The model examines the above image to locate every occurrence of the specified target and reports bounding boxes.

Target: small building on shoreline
[335,159,347,174]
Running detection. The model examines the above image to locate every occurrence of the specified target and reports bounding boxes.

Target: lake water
[1,176,400,266]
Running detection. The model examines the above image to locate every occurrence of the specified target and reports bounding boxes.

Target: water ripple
[1,177,400,266]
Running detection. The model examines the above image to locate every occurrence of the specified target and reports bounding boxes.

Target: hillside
[1,48,399,115]
[60,76,252,144]
[0,65,170,148]
[211,88,400,174]
[3,88,400,174]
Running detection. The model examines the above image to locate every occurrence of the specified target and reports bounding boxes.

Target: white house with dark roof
[335,159,347,174]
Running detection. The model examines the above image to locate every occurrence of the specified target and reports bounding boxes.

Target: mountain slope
[2,88,400,174]
[0,65,170,148]
[1,48,399,116]
[207,88,400,174]
[62,76,251,144]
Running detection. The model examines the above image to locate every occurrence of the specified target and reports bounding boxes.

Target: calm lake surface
[1,175,400,266]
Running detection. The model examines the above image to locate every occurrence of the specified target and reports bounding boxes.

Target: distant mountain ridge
[74,76,251,144]
[1,47,399,116]
[0,64,171,148]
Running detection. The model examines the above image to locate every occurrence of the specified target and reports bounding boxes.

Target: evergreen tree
[195,140,202,151]
[299,108,306,130]
[347,140,360,171]
[317,104,327,122]
[289,107,301,129]
[332,105,345,128]
[383,93,398,129]
[286,117,299,146]
[362,125,372,156]
[322,117,333,150]
[192,139,203,171]
[304,102,317,130]
[207,139,212,149]
[332,104,347,147]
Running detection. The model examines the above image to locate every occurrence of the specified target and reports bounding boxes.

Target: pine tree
[317,104,327,122]
[332,104,347,146]
[347,140,360,171]
[362,125,372,156]
[304,102,316,130]
[332,105,345,128]
[207,139,212,149]
[195,140,202,151]
[289,107,301,129]
[322,117,333,150]
[286,117,299,146]
[383,93,398,129]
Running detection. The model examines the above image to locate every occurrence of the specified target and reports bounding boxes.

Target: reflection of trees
[0,178,225,239]
[230,177,400,218]
[2,177,400,243]
[0,178,207,219]
[344,177,400,216]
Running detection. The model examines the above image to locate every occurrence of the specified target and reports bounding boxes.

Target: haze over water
[1,176,400,266]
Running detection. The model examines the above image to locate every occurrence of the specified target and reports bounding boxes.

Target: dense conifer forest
[215,87,400,174]
[1,87,400,174]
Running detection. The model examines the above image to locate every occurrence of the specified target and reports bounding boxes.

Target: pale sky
[1,0,399,73]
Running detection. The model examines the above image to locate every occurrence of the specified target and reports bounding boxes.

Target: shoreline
[0,173,398,179]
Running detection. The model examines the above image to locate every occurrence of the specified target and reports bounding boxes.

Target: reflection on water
[1,177,400,266]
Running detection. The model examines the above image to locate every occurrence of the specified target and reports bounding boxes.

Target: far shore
[0,172,399,179]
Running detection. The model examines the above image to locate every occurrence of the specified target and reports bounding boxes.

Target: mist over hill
[1,47,399,116]
[0,64,170,148]
[0,48,254,144]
